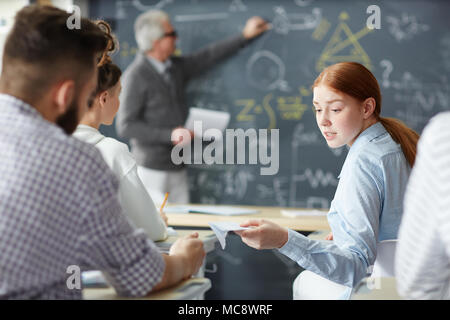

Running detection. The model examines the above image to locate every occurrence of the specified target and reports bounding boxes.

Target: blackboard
[90,0,450,208]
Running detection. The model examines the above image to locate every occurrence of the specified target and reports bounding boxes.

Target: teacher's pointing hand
[242,16,271,39]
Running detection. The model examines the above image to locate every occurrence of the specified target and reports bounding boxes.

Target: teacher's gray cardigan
[116,34,250,171]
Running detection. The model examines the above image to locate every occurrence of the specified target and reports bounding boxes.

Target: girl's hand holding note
[235,219,288,250]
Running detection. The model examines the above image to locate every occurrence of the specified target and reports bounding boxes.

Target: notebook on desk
[165,205,259,216]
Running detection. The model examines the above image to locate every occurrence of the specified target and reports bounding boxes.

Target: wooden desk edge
[167,213,330,232]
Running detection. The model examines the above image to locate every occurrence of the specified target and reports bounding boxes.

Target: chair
[292,240,398,299]
[293,270,352,300]
[371,239,398,278]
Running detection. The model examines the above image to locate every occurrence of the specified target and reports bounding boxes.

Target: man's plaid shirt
[0,94,164,299]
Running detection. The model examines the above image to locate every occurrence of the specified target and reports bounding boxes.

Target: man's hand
[235,219,288,250]
[170,232,205,278]
[152,233,206,291]
[325,232,333,241]
[242,16,271,39]
[171,127,194,146]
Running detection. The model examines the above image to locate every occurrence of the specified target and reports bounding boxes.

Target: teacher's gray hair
[134,10,169,52]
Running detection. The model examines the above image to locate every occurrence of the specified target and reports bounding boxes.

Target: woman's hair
[95,20,117,67]
[94,60,122,97]
[134,9,169,52]
[313,62,419,167]
[90,21,122,100]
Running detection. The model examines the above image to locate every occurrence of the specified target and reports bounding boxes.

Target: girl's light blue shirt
[279,122,411,291]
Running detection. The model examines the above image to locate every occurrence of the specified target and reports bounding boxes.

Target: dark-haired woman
[73,60,168,241]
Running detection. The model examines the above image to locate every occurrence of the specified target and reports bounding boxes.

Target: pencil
[160,192,169,212]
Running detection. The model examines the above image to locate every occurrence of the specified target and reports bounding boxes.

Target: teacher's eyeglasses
[162,30,178,38]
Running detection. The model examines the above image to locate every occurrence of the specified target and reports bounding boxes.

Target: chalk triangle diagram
[316,13,373,72]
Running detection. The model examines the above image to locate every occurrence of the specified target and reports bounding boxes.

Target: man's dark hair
[0,4,110,102]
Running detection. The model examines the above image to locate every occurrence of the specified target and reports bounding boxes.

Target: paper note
[208,222,250,249]
[166,227,178,236]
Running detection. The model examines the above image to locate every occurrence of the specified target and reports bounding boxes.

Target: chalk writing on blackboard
[294,0,315,7]
[246,50,288,91]
[386,13,430,42]
[234,94,277,129]
[229,0,247,12]
[316,12,373,72]
[116,0,173,19]
[272,6,322,35]
[379,60,450,130]
[312,17,331,41]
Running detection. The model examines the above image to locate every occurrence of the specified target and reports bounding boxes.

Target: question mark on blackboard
[380,59,393,88]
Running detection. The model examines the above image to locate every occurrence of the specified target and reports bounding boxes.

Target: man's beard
[56,98,79,135]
